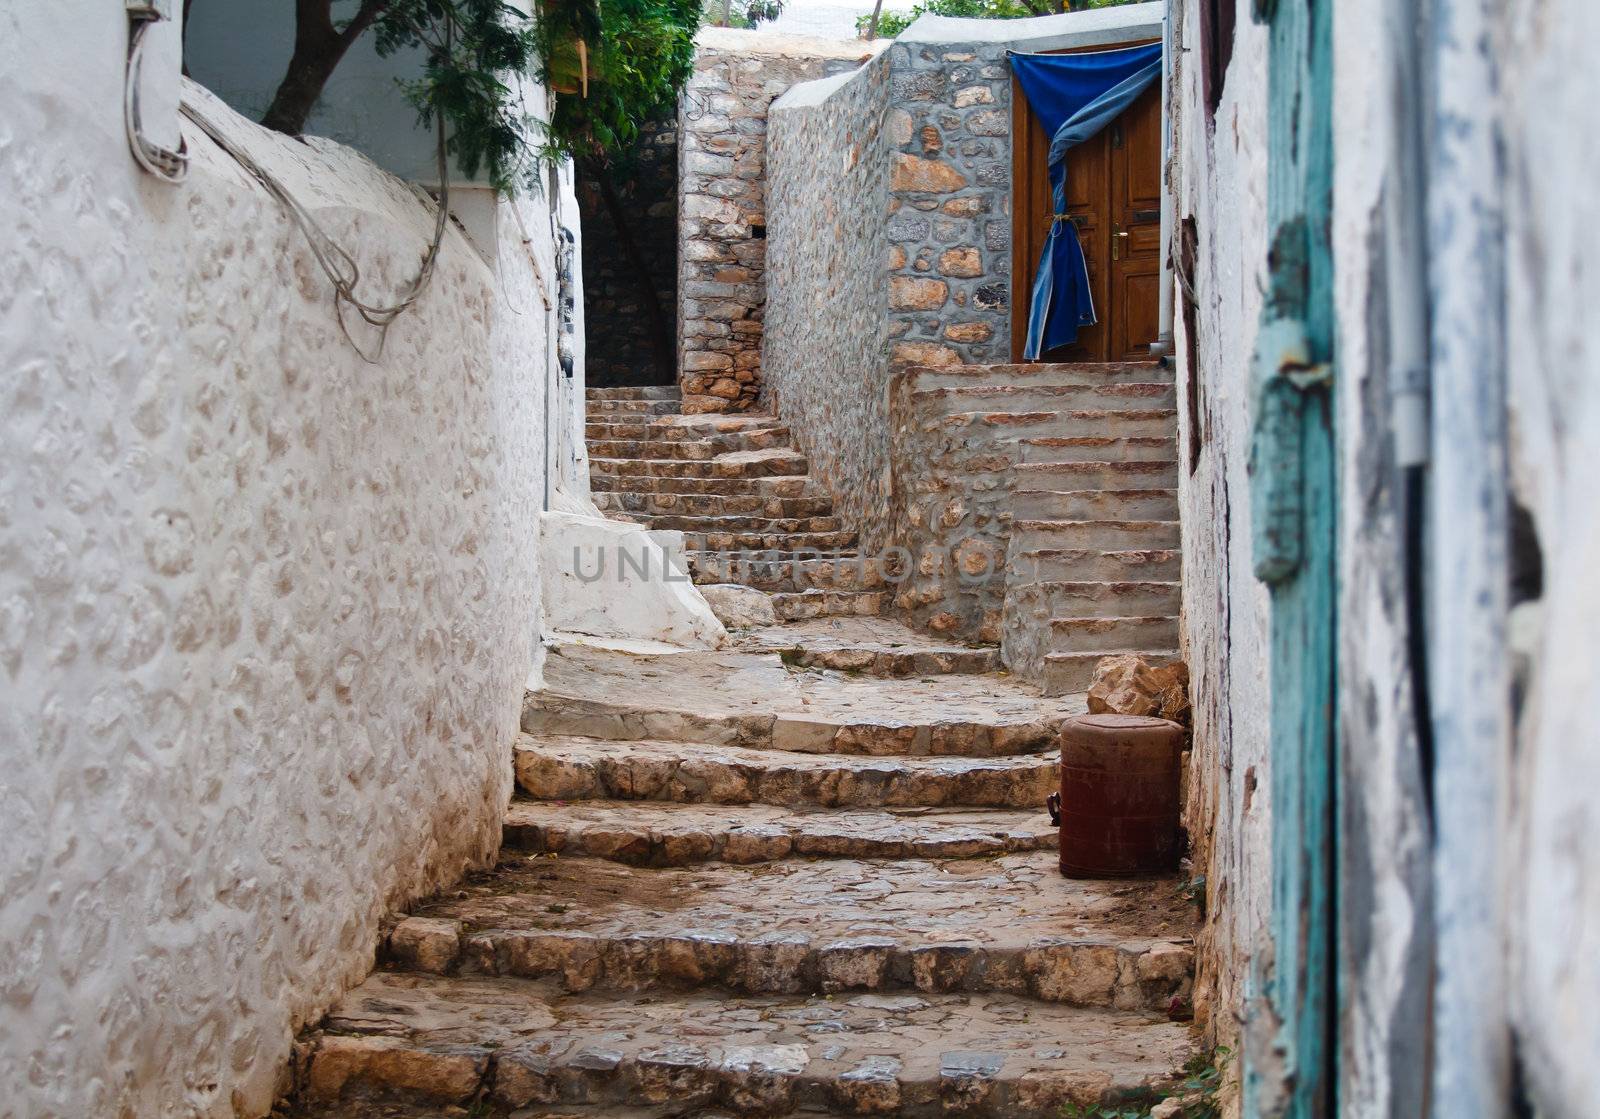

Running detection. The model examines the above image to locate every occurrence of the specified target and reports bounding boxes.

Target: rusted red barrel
[1046,713,1184,878]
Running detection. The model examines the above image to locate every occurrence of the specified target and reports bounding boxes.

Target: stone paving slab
[388,854,1194,1007]
[307,972,1194,1116]
[514,735,1061,809]
[730,616,1003,676]
[523,645,1081,757]
[501,800,1055,865]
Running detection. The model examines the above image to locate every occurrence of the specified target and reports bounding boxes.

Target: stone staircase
[586,386,887,622]
[284,613,1198,1119]
[904,363,1180,697]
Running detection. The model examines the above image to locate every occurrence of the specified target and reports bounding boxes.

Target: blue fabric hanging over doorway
[1009,42,1163,360]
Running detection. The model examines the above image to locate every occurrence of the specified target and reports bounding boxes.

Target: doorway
[1011,51,1161,364]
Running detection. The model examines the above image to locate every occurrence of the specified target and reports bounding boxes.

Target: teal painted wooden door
[1245,0,1337,1116]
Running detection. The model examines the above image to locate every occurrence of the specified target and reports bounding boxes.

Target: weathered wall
[765,56,894,551]
[0,9,579,1116]
[882,37,1017,369]
[1499,0,1600,1109]
[677,28,874,414]
[577,116,679,388]
[1163,0,1273,1074]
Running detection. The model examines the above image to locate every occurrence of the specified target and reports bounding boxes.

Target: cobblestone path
[282,388,1197,1118]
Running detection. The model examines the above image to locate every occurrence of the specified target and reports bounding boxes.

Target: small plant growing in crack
[1060,1046,1233,1119]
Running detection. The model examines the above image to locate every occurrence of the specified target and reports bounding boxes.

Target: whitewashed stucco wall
[1500,0,1600,1110]
[0,5,582,1116]
[1166,0,1273,1073]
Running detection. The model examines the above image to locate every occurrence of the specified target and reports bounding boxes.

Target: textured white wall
[1166,0,1273,1071]
[0,5,580,1116]
[1500,0,1600,1110]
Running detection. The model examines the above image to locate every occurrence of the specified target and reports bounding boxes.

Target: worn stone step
[586,397,682,416]
[513,734,1061,809]
[930,408,1177,442]
[689,552,887,593]
[1008,581,1181,620]
[1043,650,1181,697]
[590,474,814,498]
[682,529,860,553]
[586,385,682,401]
[1018,436,1177,464]
[589,448,810,479]
[1011,547,1182,583]
[1013,458,1180,490]
[589,429,792,462]
[645,514,845,536]
[1012,489,1179,521]
[911,382,1176,414]
[909,361,1174,390]
[1009,519,1181,552]
[382,854,1193,1007]
[523,644,1077,757]
[1047,615,1180,656]
[731,617,1002,677]
[586,418,790,442]
[305,973,1193,1116]
[772,589,887,621]
[595,492,836,519]
[501,801,1056,865]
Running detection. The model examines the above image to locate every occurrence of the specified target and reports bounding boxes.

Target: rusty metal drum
[1046,713,1184,878]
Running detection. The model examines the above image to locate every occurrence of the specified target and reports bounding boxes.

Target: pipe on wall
[1420,0,1513,1114]
[1154,3,1174,359]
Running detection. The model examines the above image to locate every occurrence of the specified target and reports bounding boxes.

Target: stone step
[589,428,792,462]
[1008,581,1181,620]
[380,854,1193,1007]
[304,973,1193,1116]
[590,473,815,498]
[1009,519,1181,552]
[732,617,1002,676]
[644,513,845,535]
[1043,650,1181,697]
[772,589,887,621]
[513,734,1061,809]
[1047,615,1180,655]
[1012,548,1181,583]
[586,418,790,442]
[585,397,683,416]
[911,382,1176,414]
[595,491,836,519]
[931,408,1177,442]
[771,592,889,627]
[502,801,1056,865]
[682,529,860,552]
[524,645,1078,757]
[1018,435,1178,464]
[910,360,1175,390]
[589,448,810,479]
[586,385,682,401]
[1013,458,1180,490]
[1012,488,1180,521]
[688,552,887,593]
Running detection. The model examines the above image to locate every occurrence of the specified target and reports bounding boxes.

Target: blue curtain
[1010,43,1163,359]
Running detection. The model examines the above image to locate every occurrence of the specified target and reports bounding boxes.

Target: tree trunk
[261,0,387,136]
[865,0,885,39]
[584,158,676,385]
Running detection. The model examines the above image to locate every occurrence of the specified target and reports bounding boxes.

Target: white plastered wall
[0,3,588,1115]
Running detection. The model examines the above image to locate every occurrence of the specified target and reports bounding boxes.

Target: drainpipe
[1422,0,1511,1113]
[1152,4,1174,360]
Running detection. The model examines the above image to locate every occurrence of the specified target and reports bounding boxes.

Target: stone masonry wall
[677,29,876,414]
[577,115,679,387]
[765,56,895,551]
[0,24,580,1115]
[883,39,1016,371]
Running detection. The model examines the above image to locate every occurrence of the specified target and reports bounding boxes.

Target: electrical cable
[125,16,190,184]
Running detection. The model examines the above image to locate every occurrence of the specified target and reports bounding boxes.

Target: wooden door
[1011,55,1161,363]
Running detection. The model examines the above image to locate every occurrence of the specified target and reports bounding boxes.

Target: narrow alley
[288,383,1198,1116]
